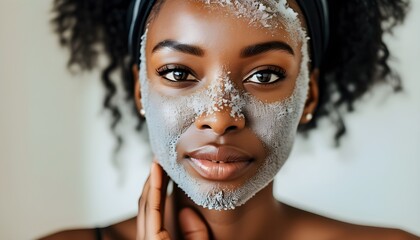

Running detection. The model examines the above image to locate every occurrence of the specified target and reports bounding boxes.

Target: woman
[42,0,418,239]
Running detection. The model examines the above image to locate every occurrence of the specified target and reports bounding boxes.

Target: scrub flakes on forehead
[199,0,279,29]
[197,0,301,41]
[139,1,311,210]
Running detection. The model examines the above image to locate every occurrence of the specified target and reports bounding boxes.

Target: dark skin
[40,0,419,239]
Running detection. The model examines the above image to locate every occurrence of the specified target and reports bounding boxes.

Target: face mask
[139,0,310,210]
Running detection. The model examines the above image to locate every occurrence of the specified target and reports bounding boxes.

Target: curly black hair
[51,0,410,151]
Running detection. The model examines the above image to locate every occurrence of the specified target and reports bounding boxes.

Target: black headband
[128,0,329,68]
[295,0,329,68]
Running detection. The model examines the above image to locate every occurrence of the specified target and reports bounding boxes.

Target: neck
[167,182,285,240]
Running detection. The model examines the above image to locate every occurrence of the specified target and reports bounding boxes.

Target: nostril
[195,111,246,135]
[226,126,237,132]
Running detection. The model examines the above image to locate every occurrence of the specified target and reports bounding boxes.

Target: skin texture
[39,0,419,240]
[137,0,325,216]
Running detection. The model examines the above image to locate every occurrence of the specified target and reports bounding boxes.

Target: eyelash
[244,66,287,85]
[155,65,287,84]
[155,65,197,82]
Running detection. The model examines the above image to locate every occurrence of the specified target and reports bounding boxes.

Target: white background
[1,0,419,239]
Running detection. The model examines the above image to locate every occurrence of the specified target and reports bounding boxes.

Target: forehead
[146,0,305,50]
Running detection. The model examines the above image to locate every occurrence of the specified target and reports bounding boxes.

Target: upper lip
[186,145,253,163]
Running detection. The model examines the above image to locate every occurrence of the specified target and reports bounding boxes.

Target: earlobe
[133,64,143,114]
[300,68,320,124]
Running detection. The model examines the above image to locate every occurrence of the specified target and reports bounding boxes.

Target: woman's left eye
[245,68,286,84]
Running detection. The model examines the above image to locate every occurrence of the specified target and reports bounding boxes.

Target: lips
[185,145,254,181]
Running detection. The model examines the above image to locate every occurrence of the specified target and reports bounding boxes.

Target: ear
[133,64,143,113]
[300,68,319,124]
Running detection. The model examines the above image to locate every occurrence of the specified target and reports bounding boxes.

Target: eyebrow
[240,41,294,58]
[152,40,205,56]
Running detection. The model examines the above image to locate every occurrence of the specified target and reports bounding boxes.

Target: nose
[195,109,246,135]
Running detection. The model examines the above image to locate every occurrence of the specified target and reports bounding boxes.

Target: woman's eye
[156,66,197,82]
[163,70,196,82]
[245,68,286,84]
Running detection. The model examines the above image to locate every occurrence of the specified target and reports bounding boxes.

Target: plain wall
[0,0,419,239]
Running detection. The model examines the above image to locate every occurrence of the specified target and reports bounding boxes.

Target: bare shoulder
[368,228,420,240]
[38,229,98,240]
[282,203,419,240]
[38,217,137,240]
[338,225,420,240]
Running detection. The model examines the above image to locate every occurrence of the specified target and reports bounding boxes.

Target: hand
[137,162,209,240]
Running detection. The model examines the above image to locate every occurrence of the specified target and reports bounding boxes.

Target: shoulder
[338,226,420,240]
[38,229,98,240]
[38,217,137,240]
[351,226,420,240]
[282,203,419,240]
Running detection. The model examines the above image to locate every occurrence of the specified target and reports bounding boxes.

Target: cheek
[142,90,198,164]
[245,96,299,151]
[153,97,191,130]
[145,91,197,138]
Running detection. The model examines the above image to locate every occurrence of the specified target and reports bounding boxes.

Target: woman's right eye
[156,65,198,82]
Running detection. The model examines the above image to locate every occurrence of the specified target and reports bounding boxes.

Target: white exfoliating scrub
[139,0,310,210]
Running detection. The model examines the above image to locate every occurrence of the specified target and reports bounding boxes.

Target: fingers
[137,176,150,240]
[146,162,169,235]
[179,208,209,240]
[138,162,209,240]
[137,162,171,240]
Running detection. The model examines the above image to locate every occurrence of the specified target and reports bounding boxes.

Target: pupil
[174,71,187,81]
[257,72,271,83]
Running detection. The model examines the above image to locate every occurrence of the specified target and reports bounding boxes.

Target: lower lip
[187,158,252,181]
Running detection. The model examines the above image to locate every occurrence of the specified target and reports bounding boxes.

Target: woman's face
[136,0,317,210]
